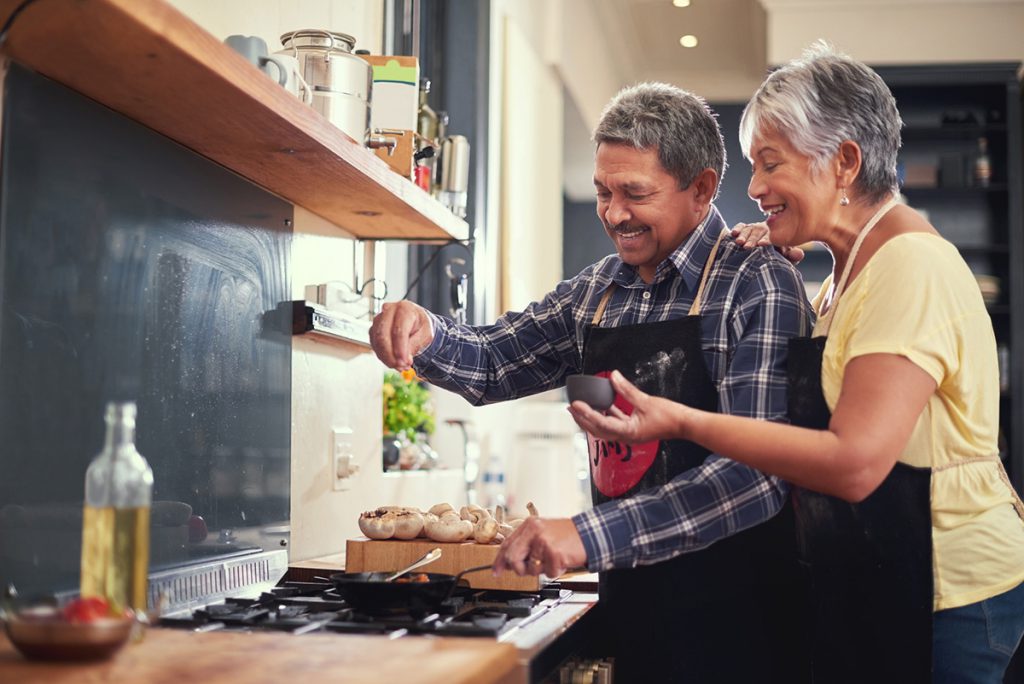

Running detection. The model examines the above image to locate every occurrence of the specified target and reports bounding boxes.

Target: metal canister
[279,30,372,144]
[438,135,470,218]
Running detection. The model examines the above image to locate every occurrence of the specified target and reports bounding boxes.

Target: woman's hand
[567,371,693,444]
[731,222,805,265]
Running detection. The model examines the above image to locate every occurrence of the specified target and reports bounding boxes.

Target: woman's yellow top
[813,232,1024,611]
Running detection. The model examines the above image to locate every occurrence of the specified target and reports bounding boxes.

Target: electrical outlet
[332,427,356,491]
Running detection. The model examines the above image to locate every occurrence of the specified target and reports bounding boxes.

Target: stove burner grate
[160,580,568,639]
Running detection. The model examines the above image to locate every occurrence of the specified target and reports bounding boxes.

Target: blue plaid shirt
[414,206,813,571]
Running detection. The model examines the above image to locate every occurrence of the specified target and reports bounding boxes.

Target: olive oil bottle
[80,402,153,615]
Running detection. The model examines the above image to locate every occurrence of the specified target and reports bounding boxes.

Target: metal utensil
[384,547,442,582]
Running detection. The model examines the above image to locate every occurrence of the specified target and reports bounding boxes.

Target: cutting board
[345,537,542,591]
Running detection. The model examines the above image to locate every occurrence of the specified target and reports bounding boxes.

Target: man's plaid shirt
[414,206,813,570]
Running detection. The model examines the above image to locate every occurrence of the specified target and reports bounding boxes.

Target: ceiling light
[679,34,698,48]
[673,0,691,6]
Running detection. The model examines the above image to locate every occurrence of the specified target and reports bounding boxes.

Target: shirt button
[642,291,651,300]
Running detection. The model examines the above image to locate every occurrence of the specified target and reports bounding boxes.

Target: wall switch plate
[332,427,357,491]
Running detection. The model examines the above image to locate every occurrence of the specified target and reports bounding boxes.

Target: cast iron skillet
[329,564,492,616]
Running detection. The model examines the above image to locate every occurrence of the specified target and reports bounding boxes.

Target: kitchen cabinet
[796,63,1023,493]
[0,0,468,242]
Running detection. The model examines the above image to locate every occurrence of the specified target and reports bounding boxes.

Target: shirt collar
[610,205,725,290]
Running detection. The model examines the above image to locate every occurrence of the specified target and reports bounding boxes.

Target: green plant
[382,370,435,439]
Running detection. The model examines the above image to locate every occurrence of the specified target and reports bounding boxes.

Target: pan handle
[440,563,494,603]
[453,564,494,584]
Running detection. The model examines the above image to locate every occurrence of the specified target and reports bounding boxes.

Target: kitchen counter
[0,627,519,684]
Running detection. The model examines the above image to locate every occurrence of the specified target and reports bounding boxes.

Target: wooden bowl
[4,607,134,661]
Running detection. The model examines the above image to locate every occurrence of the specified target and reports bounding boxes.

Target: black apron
[583,230,808,683]
[786,199,934,683]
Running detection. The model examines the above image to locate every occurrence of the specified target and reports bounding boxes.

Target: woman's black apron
[582,231,808,683]
[786,199,934,683]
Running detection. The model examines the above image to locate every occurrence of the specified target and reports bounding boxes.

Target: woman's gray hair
[739,42,902,203]
[593,82,726,195]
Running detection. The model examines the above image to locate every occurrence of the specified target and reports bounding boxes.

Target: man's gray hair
[593,82,726,195]
[739,42,902,203]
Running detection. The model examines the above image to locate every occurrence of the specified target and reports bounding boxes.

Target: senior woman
[569,44,1024,683]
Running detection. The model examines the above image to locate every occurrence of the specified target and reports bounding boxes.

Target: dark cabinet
[877,63,1023,494]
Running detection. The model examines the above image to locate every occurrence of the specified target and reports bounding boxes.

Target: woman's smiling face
[747,126,838,248]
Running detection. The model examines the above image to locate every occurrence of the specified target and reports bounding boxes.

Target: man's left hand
[493,517,587,579]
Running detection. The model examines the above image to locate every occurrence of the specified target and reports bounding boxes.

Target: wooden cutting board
[344,537,542,591]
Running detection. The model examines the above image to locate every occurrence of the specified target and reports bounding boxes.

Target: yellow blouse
[812,232,1024,611]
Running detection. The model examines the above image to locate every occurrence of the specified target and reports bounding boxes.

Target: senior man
[370,82,812,683]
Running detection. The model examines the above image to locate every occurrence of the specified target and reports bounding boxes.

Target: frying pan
[329,564,492,616]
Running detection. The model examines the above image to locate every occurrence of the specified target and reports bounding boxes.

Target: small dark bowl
[566,374,615,411]
[3,607,134,662]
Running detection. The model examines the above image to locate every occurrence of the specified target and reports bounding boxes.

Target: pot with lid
[279,29,373,144]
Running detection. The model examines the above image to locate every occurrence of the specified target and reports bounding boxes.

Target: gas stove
[150,550,600,683]
[159,579,572,640]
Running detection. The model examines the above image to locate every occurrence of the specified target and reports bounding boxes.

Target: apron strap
[817,197,899,335]
[591,227,729,326]
[689,229,729,316]
[997,462,1024,520]
[592,284,616,325]
[932,455,1024,520]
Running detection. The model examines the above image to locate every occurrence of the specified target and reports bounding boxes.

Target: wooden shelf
[0,0,468,242]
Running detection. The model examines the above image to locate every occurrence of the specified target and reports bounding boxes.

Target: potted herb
[381,370,436,470]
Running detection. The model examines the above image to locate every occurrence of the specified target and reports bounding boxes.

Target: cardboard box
[359,55,419,178]
[359,55,419,132]
[372,129,415,177]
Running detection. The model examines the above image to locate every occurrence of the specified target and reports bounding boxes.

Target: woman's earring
[839,188,850,206]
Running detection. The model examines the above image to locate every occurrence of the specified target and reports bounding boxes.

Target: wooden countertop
[0,627,518,684]
[0,0,468,242]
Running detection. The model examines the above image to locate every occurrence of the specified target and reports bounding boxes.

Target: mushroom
[473,515,500,544]
[358,508,397,540]
[391,509,425,540]
[424,511,474,542]
[417,512,437,538]
[493,505,516,536]
[428,503,456,517]
[458,504,501,543]
[501,503,537,534]
[460,504,487,524]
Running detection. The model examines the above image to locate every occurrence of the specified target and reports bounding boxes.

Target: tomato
[62,596,111,623]
[188,515,208,543]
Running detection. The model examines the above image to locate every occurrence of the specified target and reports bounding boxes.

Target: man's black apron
[785,199,934,683]
[582,231,808,683]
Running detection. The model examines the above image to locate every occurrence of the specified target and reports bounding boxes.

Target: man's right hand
[369,301,435,370]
